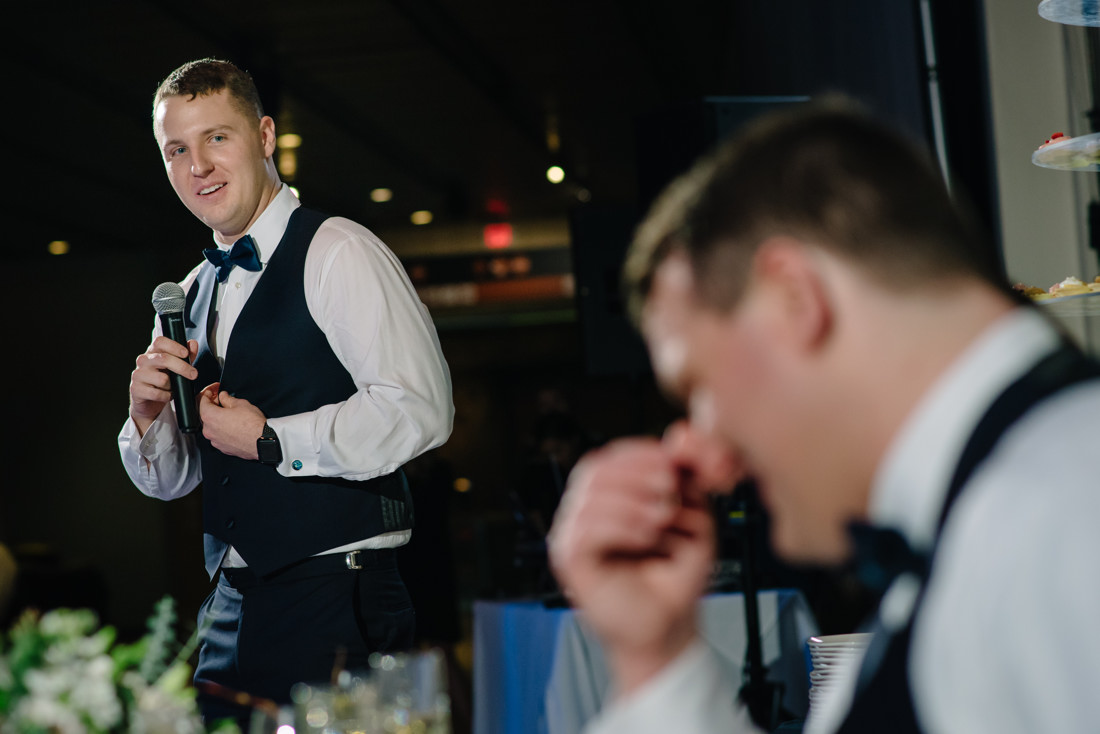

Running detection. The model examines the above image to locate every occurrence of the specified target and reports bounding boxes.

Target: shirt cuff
[118,403,200,499]
[121,403,177,461]
[266,414,310,475]
[584,639,760,734]
[266,411,403,479]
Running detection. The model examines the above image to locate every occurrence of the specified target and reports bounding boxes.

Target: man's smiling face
[154,89,279,244]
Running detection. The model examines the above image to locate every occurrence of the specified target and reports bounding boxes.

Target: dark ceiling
[7,0,934,265]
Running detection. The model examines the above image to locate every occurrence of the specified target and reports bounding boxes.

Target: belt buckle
[345,550,362,570]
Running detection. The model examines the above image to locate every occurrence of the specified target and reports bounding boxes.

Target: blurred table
[473,589,818,734]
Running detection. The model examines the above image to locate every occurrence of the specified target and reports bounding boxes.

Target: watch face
[258,435,282,465]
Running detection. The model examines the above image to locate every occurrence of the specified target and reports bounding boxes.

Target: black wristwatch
[257,423,282,465]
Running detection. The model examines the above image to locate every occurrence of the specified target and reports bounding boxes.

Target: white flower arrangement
[0,597,238,734]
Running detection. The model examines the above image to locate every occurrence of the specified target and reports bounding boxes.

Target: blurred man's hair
[624,98,1004,323]
[153,58,265,123]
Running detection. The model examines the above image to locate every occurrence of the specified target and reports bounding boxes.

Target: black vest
[185,207,413,579]
[835,343,1100,733]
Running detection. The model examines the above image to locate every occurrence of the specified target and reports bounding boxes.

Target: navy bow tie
[847,522,929,594]
[203,235,262,283]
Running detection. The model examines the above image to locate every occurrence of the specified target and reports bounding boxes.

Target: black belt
[218,548,397,589]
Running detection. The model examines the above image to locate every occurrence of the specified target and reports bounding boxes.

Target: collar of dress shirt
[207,183,301,262]
[866,307,1061,553]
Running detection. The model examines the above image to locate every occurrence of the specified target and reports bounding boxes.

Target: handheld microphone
[151,282,200,434]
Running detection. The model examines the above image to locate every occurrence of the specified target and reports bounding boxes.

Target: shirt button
[235,282,242,289]
[221,476,230,485]
[225,519,236,529]
[292,460,303,471]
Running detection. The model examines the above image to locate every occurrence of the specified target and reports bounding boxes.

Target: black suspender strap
[837,342,1100,734]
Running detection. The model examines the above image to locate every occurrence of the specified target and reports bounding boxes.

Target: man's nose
[191,149,213,177]
[663,418,745,494]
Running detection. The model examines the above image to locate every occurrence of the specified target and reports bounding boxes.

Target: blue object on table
[473,589,818,734]
[473,599,573,734]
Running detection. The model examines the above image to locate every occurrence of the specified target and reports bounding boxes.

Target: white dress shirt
[586,307,1100,734]
[118,185,454,563]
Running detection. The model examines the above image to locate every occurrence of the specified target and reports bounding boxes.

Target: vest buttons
[225,518,236,529]
[221,476,230,486]
[292,460,303,471]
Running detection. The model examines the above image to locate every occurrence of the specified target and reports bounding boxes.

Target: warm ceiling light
[546,113,561,153]
[47,240,70,255]
[510,255,532,275]
[410,210,433,225]
[278,149,298,179]
[371,188,393,203]
[277,133,302,149]
[546,165,565,184]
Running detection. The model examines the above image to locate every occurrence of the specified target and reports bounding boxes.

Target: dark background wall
[1,0,994,642]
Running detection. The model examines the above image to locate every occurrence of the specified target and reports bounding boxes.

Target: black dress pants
[193,548,415,729]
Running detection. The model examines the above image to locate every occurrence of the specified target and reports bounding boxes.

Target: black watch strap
[257,423,282,465]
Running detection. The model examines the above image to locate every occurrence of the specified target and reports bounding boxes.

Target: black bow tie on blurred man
[847,522,930,594]
[203,235,263,283]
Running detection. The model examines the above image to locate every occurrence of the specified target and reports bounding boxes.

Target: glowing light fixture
[546,113,561,153]
[546,165,565,184]
[410,210,433,225]
[278,149,298,179]
[483,223,513,249]
[454,477,472,493]
[371,188,394,203]
[510,255,532,275]
[48,240,70,255]
[276,133,302,149]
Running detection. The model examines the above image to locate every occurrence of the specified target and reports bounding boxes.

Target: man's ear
[259,116,277,159]
[751,236,833,353]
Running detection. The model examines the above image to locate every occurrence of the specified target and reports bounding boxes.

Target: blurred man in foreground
[548,101,1100,733]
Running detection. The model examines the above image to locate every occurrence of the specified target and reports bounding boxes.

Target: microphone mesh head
[151,282,187,314]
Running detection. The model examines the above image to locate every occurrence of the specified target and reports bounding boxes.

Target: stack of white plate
[806,633,872,710]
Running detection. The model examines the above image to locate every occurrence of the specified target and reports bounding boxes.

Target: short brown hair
[624,98,1002,323]
[152,58,265,122]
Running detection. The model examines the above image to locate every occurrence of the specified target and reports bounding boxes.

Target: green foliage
[138,595,177,684]
[0,597,240,734]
